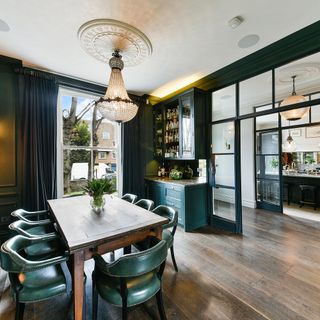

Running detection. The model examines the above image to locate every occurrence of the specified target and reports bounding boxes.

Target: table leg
[71,250,85,320]
[153,226,162,240]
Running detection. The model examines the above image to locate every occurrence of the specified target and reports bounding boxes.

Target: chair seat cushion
[24,240,59,259]
[94,270,160,307]
[14,264,67,303]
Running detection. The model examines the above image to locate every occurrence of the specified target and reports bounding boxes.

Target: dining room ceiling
[0,0,319,97]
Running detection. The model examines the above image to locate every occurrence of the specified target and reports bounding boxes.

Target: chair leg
[92,276,98,320]
[170,245,178,272]
[156,289,167,320]
[15,300,25,320]
[122,297,128,320]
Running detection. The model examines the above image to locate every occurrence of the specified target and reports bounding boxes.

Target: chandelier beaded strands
[78,19,153,123]
[96,50,138,123]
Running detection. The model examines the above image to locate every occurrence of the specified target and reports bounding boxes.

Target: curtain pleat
[122,102,152,199]
[18,73,58,210]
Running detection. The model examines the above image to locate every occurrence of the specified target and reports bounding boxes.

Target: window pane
[212,122,234,154]
[275,52,320,104]
[93,150,117,189]
[62,95,94,146]
[240,71,272,115]
[212,85,236,121]
[214,155,234,187]
[212,187,235,221]
[311,98,320,123]
[63,149,91,196]
[256,132,278,154]
[93,109,118,148]
[257,180,280,206]
[256,113,278,130]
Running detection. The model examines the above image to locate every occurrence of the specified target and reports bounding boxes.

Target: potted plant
[83,178,116,213]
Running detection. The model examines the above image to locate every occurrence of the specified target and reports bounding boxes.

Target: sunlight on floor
[283,203,320,222]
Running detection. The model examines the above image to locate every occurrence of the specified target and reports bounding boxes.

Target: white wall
[241,118,256,208]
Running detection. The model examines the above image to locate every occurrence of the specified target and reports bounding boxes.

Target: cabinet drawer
[165,196,182,209]
[165,185,183,200]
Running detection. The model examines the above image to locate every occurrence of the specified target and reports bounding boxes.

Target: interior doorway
[281,125,320,221]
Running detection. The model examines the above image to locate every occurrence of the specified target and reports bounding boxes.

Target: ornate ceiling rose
[78,19,152,67]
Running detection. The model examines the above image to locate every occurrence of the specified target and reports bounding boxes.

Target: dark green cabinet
[153,88,207,160]
[146,179,208,231]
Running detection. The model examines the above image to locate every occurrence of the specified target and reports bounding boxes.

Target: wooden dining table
[48,195,168,320]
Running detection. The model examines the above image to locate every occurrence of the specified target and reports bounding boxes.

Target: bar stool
[299,185,317,210]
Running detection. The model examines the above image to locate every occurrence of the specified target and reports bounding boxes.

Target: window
[98,151,107,160]
[57,88,120,197]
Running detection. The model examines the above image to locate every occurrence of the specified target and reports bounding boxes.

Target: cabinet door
[153,106,164,158]
[150,182,165,207]
[179,93,194,159]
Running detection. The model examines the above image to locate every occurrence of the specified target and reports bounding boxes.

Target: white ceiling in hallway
[0,0,319,96]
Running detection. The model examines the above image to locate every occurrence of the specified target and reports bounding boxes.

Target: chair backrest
[0,235,68,273]
[11,208,51,223]
[121,193,138,203]
[9,220,56,238]
[152,205,178,232]
[135,199,155,211]
[93,237,167,278]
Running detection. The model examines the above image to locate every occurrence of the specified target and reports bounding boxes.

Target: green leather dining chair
[135,199,155,211]
[8,220,61,259]
[121,193,138,204]
[11,208,51,224]
[136,205,178,272]
[0,234,69,320]
[92,237,168,320]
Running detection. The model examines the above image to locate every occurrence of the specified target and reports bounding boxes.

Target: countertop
[145,176,207,186]
[283,172,320,179]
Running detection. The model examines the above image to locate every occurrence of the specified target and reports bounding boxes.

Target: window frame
[57,87,122,198]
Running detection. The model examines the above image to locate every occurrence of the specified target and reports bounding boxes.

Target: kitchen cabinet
[146,178,208,231]
[153,88,207,160]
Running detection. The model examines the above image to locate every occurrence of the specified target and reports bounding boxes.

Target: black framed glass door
[209,121,242,233]
[255,130,282,212]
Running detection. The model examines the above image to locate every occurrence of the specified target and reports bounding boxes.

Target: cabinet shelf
[152,88,207,160]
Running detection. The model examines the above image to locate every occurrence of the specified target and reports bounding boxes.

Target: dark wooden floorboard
[1,207,320,319]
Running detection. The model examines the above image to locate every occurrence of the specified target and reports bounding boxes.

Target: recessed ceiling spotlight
[228,16,244,29]
[0,19,10,32]
[238,34,260,48]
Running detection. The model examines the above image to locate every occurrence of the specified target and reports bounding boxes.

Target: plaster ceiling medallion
[78,19,152,67]
[275,63,320,85]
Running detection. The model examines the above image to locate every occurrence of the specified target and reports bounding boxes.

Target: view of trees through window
[59,89,119,196]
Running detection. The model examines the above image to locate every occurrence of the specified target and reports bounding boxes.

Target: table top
[48,195,167,253]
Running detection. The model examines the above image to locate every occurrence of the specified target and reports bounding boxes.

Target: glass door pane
[210,121,236,222]
[256,130,281,210]
[180,94,193,158]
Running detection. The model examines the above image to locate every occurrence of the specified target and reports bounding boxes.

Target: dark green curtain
[18,70,58,210]
[122,101,153,199]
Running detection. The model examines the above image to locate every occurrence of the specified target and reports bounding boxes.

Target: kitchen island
[145,176,208,231]
[283,172,320,206]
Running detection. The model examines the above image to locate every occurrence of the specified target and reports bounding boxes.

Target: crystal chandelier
[280,75,310,121]
[96,50,138,123]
